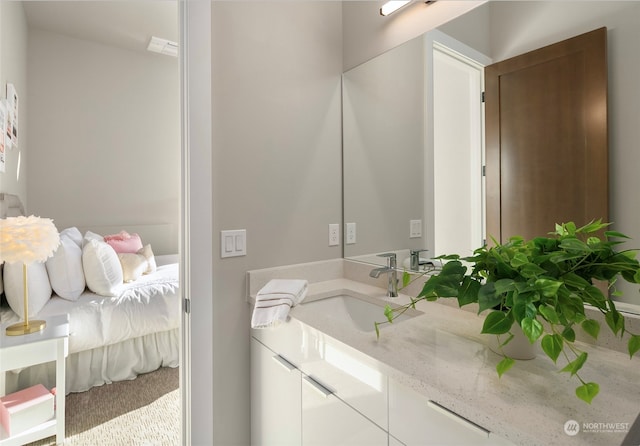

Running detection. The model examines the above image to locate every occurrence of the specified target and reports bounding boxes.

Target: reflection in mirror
[342,1,640,312]
[343,36,426,269]
[343,30,488,272]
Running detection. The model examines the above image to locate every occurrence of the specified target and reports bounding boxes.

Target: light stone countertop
[248,259,640,446]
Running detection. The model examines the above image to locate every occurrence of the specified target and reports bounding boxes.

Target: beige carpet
[29,366,180,446]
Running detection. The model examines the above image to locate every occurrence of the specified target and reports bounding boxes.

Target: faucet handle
[377,252,397,268]
[410,249,429,271]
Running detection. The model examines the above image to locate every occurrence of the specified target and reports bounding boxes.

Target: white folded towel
[251,279,308,329]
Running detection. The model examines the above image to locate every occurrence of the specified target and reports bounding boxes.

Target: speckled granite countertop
[248,259,640,446]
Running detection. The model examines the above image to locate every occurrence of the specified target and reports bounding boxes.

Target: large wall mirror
[342,1,640,311]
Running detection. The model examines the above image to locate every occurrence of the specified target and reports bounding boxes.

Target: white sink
[302,294,420,332]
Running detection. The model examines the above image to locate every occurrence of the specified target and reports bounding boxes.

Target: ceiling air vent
[147,36,178,57]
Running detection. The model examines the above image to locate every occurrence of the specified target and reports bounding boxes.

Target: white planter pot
[487,328,537,360]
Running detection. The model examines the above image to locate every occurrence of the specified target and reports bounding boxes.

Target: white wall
[0,2,28,203]
[26,28,180,254]
[209,2,343,444]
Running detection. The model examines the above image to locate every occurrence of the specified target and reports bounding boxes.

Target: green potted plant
[377,220,640,403]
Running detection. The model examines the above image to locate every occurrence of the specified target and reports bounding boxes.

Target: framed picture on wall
[0,100,6,172]
[6,83,18,148]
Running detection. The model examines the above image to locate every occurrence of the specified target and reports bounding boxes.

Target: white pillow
[118,253,148,283]
[138,244,157,274]
[82,230,103,248]
[3,262,52,318]
[60,227,83,248]
[46,234,86,300]
[82,239,123,296]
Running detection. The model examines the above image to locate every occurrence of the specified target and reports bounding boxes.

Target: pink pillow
[104,230,143,254]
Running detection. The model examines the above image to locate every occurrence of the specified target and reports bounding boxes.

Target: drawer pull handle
[272,355,297,372]
[427,400,490,438]
[303,376,334,398]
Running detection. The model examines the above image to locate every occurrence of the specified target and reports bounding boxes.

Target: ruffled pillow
[104,230,143,254]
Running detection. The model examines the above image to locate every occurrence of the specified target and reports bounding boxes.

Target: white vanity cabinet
[389,379,513,445]
[301,374,387,445]
[251,325,388,446]
[251,338,301,445]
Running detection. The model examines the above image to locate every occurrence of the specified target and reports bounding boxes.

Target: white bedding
[1,263,180,355]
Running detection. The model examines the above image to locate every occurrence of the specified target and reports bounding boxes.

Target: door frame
[180,0,215,444]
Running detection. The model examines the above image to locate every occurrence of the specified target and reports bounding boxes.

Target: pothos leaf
[576,382,599,404]
[581,319,600,340]
[541,334,563,363]
[402,271,411,288]
[628,335,640,359]
[560,352,588,376]
[481,311,513,335]
[520,317,543,343]
[496,357,515,378]
[384,305,394,323]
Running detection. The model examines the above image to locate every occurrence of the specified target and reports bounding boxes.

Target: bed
[0,194,180,394]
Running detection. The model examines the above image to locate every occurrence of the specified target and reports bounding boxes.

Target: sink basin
[302,294,420,332]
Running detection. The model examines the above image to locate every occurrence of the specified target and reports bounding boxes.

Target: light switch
[221,229,247,258]
[225,235,234,252]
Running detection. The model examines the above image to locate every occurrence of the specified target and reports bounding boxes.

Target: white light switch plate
[221,229,246,258]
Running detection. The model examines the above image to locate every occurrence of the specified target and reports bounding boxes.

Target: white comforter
[1,263,180,354]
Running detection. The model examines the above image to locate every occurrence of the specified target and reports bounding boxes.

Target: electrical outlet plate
[410,220,422,238]
[329,224,340,246]
[346,222,356,245]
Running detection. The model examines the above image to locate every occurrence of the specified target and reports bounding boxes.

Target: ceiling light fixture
[147,36,178,57]
[379,0,411,16]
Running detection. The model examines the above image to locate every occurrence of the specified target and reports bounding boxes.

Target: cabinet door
[251,338,302,446]
[302,375,387,446]
[389,379,491,446]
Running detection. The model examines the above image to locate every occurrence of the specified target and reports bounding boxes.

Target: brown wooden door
[485,27,608,243]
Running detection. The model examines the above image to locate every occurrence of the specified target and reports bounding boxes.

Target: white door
[425,30,491,258]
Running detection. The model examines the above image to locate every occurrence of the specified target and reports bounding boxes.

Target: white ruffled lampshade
[0,215,60,264]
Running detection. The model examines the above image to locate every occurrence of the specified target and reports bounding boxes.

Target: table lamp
[0,215,60,335]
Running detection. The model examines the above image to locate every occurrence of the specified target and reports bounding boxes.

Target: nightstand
[0,314,69,446]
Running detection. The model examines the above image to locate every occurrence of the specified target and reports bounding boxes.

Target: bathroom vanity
[249,259,640,446]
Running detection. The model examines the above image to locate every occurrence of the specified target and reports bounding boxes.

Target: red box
[0,384,54,436]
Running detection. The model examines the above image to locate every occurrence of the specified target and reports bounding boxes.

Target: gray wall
[343,36,425,257]
[0,2,28,203]
[210,2,343,444]
[26,28,180,254]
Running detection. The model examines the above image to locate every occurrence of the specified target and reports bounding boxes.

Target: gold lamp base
[5,320,47,336]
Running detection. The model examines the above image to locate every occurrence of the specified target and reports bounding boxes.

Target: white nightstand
[0,314,69,446]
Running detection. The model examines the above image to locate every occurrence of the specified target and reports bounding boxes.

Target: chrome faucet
[410,249,429,271]
[369,253,398,297]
